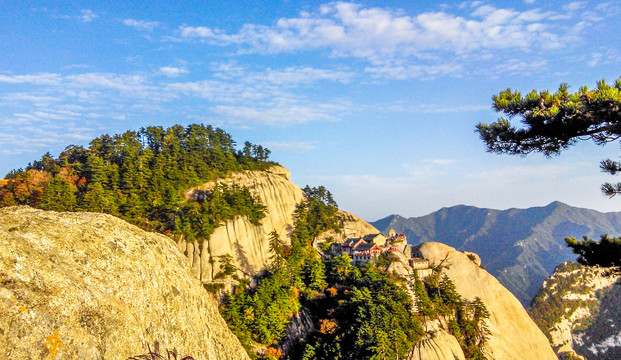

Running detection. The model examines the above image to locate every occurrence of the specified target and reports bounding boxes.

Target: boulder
[409,329,465,360]
[0,206,249,360]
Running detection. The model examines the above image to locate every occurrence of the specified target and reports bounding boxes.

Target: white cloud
[80,9,98,23]
[364,63,462,80]
[210,102,343,126]
[64,73,164,99]
[252,66,355,85]
[491,58,548,75]
[0,64,354,148]
[564,1,586,12]
[1,93,62,106]
[588,53,603,67]
[159,66,189,77]
[210,61,247,79]
[0,73,62,85]
[123,19,160,31]
[262,141,316,152]
[0,115,96,156]
[180,26,217,38]
[177,2,569,61]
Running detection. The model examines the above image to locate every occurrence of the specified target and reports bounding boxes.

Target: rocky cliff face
[415,242,557,360]
[529,262,621,360]
[0,206,249,360]
[180,165,378,282]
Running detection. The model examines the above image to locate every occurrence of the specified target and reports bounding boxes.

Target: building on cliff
[329,230,432,277]
[351,243,383,266]
[410,258,433,278]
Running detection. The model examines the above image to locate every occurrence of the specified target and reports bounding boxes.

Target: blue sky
[1,1,621,220]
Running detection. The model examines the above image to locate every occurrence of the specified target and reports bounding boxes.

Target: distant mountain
[371,201,621,305]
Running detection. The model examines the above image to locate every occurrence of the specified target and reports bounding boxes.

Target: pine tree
[477,77,621,196]
[412,273,433,317]
[439,275,463,308]
[565,235,621,267]
[40,176,76,211]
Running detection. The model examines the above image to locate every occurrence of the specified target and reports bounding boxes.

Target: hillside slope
[372,202,621,304]
[0,206,249,359]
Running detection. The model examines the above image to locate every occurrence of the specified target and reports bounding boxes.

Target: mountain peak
[546,200,568,209]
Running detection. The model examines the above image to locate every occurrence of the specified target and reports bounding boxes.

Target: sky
[1,0,621,221]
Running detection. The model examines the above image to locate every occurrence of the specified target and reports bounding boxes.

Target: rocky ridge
[0,206,249,359]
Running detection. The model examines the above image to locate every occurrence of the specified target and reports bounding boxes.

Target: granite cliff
[409,329,466,360]
[0,206,249,360]
[414,242,557,360]
[179,165,377,282]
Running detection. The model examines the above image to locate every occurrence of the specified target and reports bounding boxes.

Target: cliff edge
[0,206,249,360]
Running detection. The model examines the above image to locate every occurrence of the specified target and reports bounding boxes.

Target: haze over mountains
[371,201,621,305]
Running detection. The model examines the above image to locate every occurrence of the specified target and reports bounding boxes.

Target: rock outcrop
[180,165,378,282]
[0,206,249,360]
[529,262,621,360]
[409,329,466,360]
[415,242,557,360]
[337,211,381,239]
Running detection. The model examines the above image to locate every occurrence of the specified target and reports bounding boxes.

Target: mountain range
[371,201,621,305]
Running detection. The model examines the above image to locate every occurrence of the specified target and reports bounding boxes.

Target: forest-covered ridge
[0,123,274,243]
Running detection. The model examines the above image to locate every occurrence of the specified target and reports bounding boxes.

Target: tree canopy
[476,77,621,196]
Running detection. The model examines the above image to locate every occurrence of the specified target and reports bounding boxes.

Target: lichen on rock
[0,206,249,360]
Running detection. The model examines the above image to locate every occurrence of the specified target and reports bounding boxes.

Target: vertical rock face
[415,242,557,360]
[0,206,250,360]
[181,165,305,281]
[181,165,378,281]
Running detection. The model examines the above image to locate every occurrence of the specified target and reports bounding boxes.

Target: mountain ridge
[371,201,621,305]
